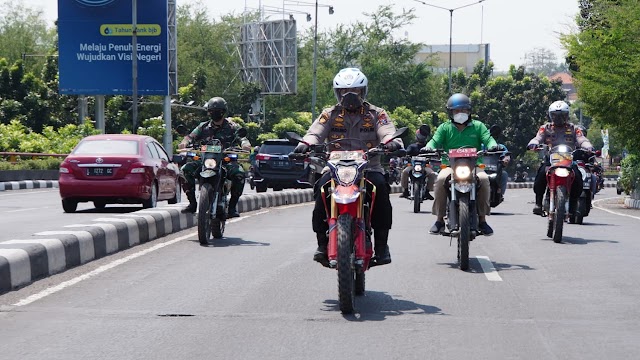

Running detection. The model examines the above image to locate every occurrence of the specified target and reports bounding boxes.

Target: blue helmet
[446,93,471,120]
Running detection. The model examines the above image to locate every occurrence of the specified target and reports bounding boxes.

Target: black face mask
[209,110,225,122]
[340,92,363,112]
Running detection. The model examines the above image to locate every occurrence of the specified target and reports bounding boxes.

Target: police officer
[527,100,593,215]
[293,68,403,267]
[178,97,251,216]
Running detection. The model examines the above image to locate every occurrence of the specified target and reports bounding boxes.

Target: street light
[284,0,334,120]
[412,0,486,94]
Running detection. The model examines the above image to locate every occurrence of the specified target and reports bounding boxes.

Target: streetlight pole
[311,0,319,121]
[412,0,485,94]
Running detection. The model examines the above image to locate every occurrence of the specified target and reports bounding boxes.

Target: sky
[21,0,580,72]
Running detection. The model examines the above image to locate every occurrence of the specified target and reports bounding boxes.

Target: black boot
[313,232,329,267]
[181,190,197,213]
[228,194,240,218]
[533,193,543,215]
[569,198,578,216]
[372,229,391,265]
[399,189,409,198]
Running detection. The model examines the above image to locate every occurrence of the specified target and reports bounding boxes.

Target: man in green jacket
[423,93,501,235]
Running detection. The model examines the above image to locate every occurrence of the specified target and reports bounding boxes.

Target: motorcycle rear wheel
[553,186,567,243]
[337,213,356,314]
[197,183,213,245]
[458,196,470,271]
[413,182,422,213]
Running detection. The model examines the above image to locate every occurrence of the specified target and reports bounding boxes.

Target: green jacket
[426,119,497,165]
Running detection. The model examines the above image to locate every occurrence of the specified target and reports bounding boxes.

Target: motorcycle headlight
[414,164,423,172]
[336,166,358,185]
[204,158,217,169]
[555,168,570,177]
[454,165,472,180]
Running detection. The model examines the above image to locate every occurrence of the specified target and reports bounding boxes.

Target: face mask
[209,110,224,122]
[453,112,469,124]
[340,92,363,111]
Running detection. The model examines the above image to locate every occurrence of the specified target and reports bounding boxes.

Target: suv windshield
[260,144,295,155]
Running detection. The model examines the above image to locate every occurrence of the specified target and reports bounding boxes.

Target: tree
[563,0,640,153]
[522,47,568,75]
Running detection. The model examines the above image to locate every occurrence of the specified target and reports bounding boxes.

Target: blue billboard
[58,0,169,95]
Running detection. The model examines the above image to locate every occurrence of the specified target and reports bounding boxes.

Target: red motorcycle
[536,144,576,243]
[288,128,406,314]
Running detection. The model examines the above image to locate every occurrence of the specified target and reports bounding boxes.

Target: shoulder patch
[377,110,390,126]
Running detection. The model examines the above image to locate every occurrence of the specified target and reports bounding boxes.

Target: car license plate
[273,160,288,167]
[87,167,113,176]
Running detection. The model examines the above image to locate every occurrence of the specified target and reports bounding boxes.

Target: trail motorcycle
[483,149,511,208]
[570,148,596,224]
[387,158,401,185]
[287,128,407,314]
[175,128,248,244]
[424,147,486,271]
[536,144,576,243]
[515,164,529,182]
[407,154,432,213]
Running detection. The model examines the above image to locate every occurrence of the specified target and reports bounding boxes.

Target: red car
[59,134,181,213]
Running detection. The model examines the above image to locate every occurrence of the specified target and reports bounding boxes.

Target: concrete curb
[0,180,59,191]
[624,196,640,209]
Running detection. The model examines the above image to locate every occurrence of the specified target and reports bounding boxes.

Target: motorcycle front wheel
[197,183,213,245]
[458,196,470,271]
[337,213,356,314]
[553,186,567,243]
[413,181,422,213]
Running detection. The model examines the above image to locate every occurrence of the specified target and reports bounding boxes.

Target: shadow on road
[438,258,535,273]
[542,236,619,245]
[188,237,270,247]
[321,291,445,321]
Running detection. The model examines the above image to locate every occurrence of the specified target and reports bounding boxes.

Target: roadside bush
[620,154,640,197]
[0,157,62,170]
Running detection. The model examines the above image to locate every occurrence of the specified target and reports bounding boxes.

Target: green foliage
[136,116,166,143]
[257,132,278,144]
[619,154,640,195]
[272,118,306,139]
[563,0,640,153]
[0,120,99,153]
[0,157,62,170]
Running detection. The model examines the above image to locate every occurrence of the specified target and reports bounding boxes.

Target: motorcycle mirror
[235,127,248,138]
[418,124,431,137]
[175,124,189,136]
[285,131,304,143]
[385,127,408,144]
[595,150,602,156]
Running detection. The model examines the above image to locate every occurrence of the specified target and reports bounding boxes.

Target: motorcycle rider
[400,126,436,200]
[488,124,510,199]
[515,159,527,182]
[527,100,594,215]
[423,93,500,236]
[293,68,403,267]
[178,97,252,216]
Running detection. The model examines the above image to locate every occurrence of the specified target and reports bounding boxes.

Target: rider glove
[383,141,399,152]
[293,142,310,154]
[488,145,503,152]
[527,144,537,150]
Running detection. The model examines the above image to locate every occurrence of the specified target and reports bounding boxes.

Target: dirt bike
[424,147,487,271]
[483,149,511,208]
[536,144,576,243]
[176,128,248,244]
[287,128,407,314]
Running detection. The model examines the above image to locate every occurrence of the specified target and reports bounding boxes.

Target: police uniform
[527,122,593,211]
[180,118,250,213]
[304,103,403,254]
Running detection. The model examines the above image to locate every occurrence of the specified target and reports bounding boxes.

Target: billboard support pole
[132,0,139,133]
[95,95,105,133]
[163,96,172,157]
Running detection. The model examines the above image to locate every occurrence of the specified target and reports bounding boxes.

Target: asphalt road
[1,187,639,359]
[0,183,300,241]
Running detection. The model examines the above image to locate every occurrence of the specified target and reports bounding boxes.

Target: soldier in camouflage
[527,100,594,215]
[178,97,251,216]
[293,68,404,267]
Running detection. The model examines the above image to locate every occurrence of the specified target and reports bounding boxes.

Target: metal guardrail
[0,152,68,164]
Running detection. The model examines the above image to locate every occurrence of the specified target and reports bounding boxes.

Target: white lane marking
[0,190,57,197]
[12,215,252,307]
[476,256,503,282]
[274,203,312,210]
[6,207,43,213]
[592,197,640,221]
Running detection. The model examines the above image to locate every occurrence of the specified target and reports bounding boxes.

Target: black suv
[252,139,311,192]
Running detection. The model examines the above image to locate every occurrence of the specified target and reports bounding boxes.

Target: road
[1,187,639,359]
[0,183,301,241]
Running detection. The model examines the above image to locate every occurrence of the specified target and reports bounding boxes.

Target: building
[548,72,577,102]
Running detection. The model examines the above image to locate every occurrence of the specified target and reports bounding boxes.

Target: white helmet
[333,68,368,103]
[548,100,570,126]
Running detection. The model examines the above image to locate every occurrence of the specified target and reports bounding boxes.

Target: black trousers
[533,163,583,203]
[312,171,393,234]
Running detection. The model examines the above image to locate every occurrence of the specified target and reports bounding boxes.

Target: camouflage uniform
[304,102,403,262]
[180,118,251,214]
[527,122,594,212]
